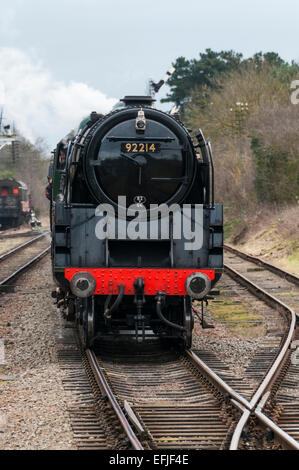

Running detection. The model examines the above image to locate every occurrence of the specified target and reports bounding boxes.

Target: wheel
[82,296,96,349]
[183,296,193,349]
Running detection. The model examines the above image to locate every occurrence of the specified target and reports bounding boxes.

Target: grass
[284,247,299,273]
[224,215,241,240]
[208,289,266,338]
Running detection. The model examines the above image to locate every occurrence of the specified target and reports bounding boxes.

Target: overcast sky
[0,0,298,148]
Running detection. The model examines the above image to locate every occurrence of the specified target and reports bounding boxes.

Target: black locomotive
[0,178,31,229]
[51,96,223,348]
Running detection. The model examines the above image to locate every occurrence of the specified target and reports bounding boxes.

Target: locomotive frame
[51,96,223,349]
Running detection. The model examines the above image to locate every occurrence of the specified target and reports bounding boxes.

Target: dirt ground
[227,205,299,275]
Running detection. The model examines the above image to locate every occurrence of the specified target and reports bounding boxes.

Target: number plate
[121,142,160,153]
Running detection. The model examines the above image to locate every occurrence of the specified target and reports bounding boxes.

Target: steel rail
[73,249,297,451]
[82,288,296,451]
[224,263,297,450]
[0,231,50,263]
[124,400,145,435]
[254,392,299,450]
[86,349,144,450]
[186,350,251,410]
[0,229,36,239]
[93,345,250,450]
[224,244,299,287]
[0,246,51,287]
[85,342,296,450]
[188,349,298,450]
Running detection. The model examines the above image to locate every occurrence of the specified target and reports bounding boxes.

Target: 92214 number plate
[121,142,160,153]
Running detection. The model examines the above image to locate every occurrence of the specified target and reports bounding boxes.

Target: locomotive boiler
[51,96,223,348]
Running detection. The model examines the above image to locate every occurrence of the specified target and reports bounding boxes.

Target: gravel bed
[192,295,282,377]
[0,237,33,256]
[0,257,75,450]
[192,330,263,377]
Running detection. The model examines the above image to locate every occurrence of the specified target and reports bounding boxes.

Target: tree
[0,135,50,215]
[251,51,285,67]
[162,49,295,108]
[162,49,243,106]
[184,59,299,209]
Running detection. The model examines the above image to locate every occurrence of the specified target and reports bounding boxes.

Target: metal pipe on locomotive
[50,96,223,348]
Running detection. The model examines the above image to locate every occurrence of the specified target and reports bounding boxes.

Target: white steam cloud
[0,47,117,147]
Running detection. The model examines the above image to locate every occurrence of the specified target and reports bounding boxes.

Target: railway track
[0,231,50,289]
[224,244,299,290]
[83,342,240,450]
[81,318,297,451]
[0,227,37,239]
[72,250,298,451]
[224,245,299,449]
[55,244,299,450]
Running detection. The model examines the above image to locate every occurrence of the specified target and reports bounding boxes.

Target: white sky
[0,0,298,148]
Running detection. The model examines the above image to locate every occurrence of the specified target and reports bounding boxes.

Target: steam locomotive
[51,96,223,348]
[0,178,31,229]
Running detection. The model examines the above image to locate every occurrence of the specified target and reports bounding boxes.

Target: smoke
[0,47,117,147]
